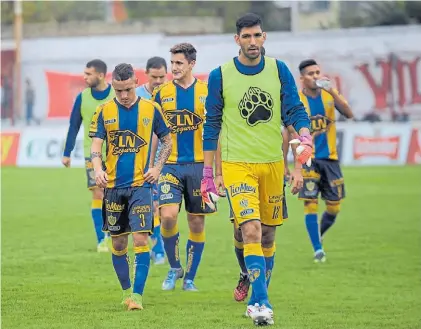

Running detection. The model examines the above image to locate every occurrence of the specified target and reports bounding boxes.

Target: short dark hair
[299,59,318,73]
[146,56,167,73]
[239,46,265,56]
[86,59,107,75]
[170,43,197,63]
[112,63,135,81]
[236,13,263,35]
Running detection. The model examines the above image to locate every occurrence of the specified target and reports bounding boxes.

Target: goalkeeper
[201,13,312,326]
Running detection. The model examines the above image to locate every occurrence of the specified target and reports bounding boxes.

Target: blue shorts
[158,163,215,215]
[102,186,153,236]
[298,159,345,202]
[152,184,159,202]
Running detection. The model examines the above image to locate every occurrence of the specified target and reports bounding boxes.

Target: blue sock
[244,243,271,308]
[112,250,131,290]
[234,245,248,274]
[133,246,151,295]
[305,213,322,252]
[161,225,182,269]
[91,199,104,244]
[249,244,276,306]
[263,244,276,288]
[185,231,205,281]
[151,225,165,256]
[320,212,337,236]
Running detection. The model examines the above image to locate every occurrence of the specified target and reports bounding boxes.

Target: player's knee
[261,225,276,248]
[92,187,104,200]
[326,202,341,215]
[241,220,261,244]
[187,214,204,234]
[132,232,149,248]
[304,201,318,214]
[233,225,243,243]
[111,235,128,253]
[159,206,178,228]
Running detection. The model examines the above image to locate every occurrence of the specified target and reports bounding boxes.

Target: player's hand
[284,166,291,181]
[144,167,160,183]
[214,174,226,197]
[62,156,71,168]
[317,77,333,93]
[95,169,108,188]
[201,165,219,211]
[289,166,303,195]
[290,134,313,166]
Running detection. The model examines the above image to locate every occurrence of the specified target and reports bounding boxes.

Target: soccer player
[221,127,304,303]
[201,13,312,325]
[62,59,115,252]
[297,59,354,263]
[89,63,172,310]
[136,56,168,265]
[151,43,214,292]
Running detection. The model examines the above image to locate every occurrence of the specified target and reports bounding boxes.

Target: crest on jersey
[238,87,273,127]
[108,215,117,225]
[165,109,203,134]
[109,130,147,155]
[309,114,334,137]
[239,198,249,208]
[199,96,206,105]
[161,183,171,194]
[142,118,151,126]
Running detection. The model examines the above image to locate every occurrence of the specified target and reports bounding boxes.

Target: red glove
[290,133,313,166]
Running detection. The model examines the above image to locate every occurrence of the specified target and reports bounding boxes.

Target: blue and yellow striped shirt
[89,97,170,188]
[152,79,207,164]
[299,89,346,160]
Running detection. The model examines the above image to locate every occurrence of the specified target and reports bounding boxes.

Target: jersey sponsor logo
[162,97,174,104]
[131,205,151,214]
[158,173,180,185]
[268,195,283,204]
[104,118,117,125]
[164,109,203,133]
[310,114,334,136]
[240,208,254,217]
[238,87,273,127]
[105,200,125,212]
[109,130,147,155]
[229,183,256,197]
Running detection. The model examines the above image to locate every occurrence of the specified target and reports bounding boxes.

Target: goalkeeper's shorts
[223,161,285,227]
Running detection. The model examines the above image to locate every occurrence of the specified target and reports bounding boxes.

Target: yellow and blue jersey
[89,97,170,189]
[299,89,346,160]
[152,79,207,164]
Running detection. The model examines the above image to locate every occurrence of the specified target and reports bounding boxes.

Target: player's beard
[242,46,260,60]
[88,77,100,89]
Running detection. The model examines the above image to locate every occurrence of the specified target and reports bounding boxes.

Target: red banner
[46,70,209,119]
[353,136,400,160]
[0,132,20,166]
[406,128,421,164]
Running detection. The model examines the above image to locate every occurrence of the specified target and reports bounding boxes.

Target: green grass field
[2,166,421,329]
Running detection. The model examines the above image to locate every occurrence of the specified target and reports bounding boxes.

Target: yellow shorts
[222,161,285,227]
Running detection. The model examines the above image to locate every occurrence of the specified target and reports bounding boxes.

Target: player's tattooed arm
[155,134,172,172]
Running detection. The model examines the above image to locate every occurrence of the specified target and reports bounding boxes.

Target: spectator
[25,78,40,125]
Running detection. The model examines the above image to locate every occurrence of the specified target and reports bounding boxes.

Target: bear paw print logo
[238,87,273,126]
